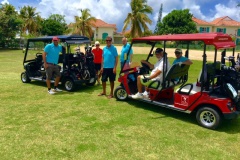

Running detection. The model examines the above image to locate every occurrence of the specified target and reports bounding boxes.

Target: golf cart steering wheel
[141,62,151,72]
[138,61,151,75]
[36,53,42,57]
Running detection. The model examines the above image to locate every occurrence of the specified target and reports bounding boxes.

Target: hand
[44,63,48,69]
[129,62,131,66]
[142,77,150,83]
[178,62,182,66]
[113,67,116,74]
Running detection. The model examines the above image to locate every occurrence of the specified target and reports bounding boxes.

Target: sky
[1,0,240,32]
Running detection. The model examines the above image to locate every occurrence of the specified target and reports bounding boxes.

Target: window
[199,27,209,33]
[217,28,226,33]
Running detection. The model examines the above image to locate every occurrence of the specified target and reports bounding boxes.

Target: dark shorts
[94,63,101,71]
[46,64,61,80]
[101,68,116,82]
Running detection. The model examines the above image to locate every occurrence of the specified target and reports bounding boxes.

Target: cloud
[1,0,9,4]
[7,0,240,32]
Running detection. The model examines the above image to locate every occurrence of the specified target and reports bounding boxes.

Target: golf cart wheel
[114,86,128,101]
[64,78,75,91]
[21,72,31,83]
[196,106,222,130]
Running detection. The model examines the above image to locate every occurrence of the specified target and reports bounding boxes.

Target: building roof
[210,16,240,27]
[91,19,117,30]
[192,16,211,25]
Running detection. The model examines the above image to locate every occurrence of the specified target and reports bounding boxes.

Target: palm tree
[72,8,96,38]
[19,6,41,35]
[122,0,153,38]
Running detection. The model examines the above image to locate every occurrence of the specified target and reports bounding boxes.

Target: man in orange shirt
[92,41,103,84]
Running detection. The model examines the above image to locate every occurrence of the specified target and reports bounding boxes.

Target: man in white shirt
[132,48,170,99]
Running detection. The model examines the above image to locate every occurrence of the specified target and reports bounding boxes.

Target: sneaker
[48,89,56,95]
[53,88,62,92]
[143,91,149,99]
[131,92,144,99]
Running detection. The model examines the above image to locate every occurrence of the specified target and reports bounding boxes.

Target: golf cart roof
[27,35,91,44]
[132,33,236,49]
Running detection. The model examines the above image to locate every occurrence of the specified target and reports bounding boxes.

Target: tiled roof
[210,16,240,26]
[91,19,117,30]
[192,16,211,25]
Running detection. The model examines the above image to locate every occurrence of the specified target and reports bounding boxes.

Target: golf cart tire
[21,72,31,83]
[64,78,75,91]
[114,86,128,101]
[196,106,222,130]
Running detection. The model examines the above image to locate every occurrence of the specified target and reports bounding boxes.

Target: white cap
[95,41,100,45]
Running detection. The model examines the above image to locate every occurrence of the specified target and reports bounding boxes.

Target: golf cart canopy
[27,35,91,44]
[132,33,236,49]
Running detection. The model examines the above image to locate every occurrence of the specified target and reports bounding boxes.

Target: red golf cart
[114,33,240,130]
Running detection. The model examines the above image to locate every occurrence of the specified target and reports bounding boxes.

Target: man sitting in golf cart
[132,48,171,99]
[173,48,193,66]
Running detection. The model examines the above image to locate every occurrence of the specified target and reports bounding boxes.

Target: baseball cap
[155,48,163,54]
[52,36,59,41]
[175,48,182,53]
[95,41,100,45]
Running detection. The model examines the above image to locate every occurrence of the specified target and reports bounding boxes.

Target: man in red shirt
[92,41,103,84]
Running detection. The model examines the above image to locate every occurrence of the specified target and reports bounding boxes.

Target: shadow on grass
[126,99,196,123]
[29,80,101,94]
[124,99,240,133]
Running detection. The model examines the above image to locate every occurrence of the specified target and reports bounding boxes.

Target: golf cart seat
[148,63,190,90]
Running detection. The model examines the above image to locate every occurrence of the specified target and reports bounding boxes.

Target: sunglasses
[106,40,112,42]
[175,52,181,55]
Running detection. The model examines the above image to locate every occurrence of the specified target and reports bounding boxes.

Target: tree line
[3,0,234,48]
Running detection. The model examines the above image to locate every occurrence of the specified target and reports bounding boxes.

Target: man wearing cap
[173,48,193,66]
[92,41,103,84]
[120,37,133,68]
[42,36,63,94]
[98,36,118,98]
[132,48,170,99]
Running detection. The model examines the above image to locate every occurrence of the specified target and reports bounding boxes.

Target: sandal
[107,95,114,99]
[98,93,106,96]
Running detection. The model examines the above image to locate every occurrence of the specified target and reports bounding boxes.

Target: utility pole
[154,3,163,34]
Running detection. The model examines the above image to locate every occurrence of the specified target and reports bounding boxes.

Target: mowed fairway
[0,49,240,159]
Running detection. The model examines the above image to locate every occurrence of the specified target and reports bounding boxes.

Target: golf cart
[21,35,96,91]
[114,33,240,129]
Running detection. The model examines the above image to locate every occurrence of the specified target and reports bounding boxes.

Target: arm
[141,60,154,69]
[42,51,48,69]
[149,69,161,79]
[113,56,118,74]
[182,59,193,65]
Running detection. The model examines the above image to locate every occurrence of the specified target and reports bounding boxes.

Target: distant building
[192,16,240,45]
[91,19,117,42]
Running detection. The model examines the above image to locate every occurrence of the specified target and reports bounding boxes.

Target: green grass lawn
[0,49,240,159]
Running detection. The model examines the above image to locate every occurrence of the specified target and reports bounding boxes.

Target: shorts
[46,64,61,80]
[101,68,116,82]
[94,63,101,71]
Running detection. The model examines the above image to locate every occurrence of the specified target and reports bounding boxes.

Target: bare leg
[46,79,51,89]
[54,76,61,87]
[137,76,143,93]
[110,81,114,96]
[102,82,106,94]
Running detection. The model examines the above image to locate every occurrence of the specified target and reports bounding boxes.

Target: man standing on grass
[120,37,133,69]
[98,36,118,98]
[42,36,63,95]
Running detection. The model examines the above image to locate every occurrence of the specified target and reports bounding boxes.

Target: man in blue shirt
[98,36,118,98]
[172,48,193,66]
[120,37,133,68]
[42,36,63,94]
